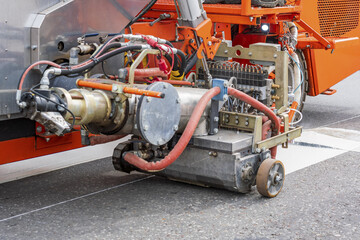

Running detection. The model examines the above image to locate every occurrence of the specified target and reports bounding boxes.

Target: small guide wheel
[256,158,285,198]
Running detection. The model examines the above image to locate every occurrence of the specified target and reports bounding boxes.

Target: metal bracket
[256,127,302,150]
[219,111,262,153]
[209,100,220,135]
[212,78,228,101]
[128,49,160,86]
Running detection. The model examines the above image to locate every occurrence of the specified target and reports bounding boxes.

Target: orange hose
[123,87,221,171]
[77,80,113,91]
[123,87,164,98]
[288,101,298,123]
[77,80,165,98]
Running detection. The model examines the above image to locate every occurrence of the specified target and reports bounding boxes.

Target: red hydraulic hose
[262,120,272,141]
[228,87,280,158]
[228,87,280,134]
[262,120,277,158]
[18,61,62,90]
[123,87,221,171]
[126,67,168,79]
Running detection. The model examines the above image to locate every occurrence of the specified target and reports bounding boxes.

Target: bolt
[5,20,7,23]
[173,125,178,131]
[326,44,331,49]
[143,125,149,131]
[146,97,151,102]
[4,77,7,80]
[4,104,7,108]
[223,94,228,101]
[113,85,118,91]
[176,98,181,104]
[235,120,239,124]
[31,45,37,51]
[249,17,254,22]
[273,54,278,58]
[163,84,168,89]
[115,96,121,102]
[275,175,281,183]
[245,121,249,126]
[5,49,8,52]
[207,41,212,46]
[209,151,212,156]
[248,52,252,56]
[214,128,219,134]
[214,117,219,122]
[224,50,228,54]
[46,138,50,143]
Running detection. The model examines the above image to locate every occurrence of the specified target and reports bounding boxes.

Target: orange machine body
[301,0,360,96]
[1,0,359,165]
[141,0,360,96]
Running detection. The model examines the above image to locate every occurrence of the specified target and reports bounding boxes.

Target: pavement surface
[0,71,360,239]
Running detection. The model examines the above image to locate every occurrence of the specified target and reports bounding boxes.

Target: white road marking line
[320,114,360,128]
[0,175,154,223]
[279,128,360,174]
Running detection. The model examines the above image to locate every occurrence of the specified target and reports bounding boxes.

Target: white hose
[289,108,303,125]
[290,52,302,105]
[287,22,298,48]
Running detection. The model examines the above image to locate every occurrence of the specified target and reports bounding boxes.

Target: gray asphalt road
[1,72,360,240]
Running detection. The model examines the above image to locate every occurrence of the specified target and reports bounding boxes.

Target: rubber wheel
[256,158,285,198]
[294,49,309,116]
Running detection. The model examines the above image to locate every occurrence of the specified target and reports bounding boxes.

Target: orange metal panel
[131,21,177,41]
[0,132,83,165]
[301,0,360,96]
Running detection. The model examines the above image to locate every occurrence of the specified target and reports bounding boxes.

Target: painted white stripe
[0,175,153,223]
[278,128,360,174]
[0,137,129,184]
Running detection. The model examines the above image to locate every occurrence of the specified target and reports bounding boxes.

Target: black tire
[294,49,308,115]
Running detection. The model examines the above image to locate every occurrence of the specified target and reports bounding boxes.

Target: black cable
[185,50,198,75]
[124,0,158,29]
[30,83,76,130]
[101,42,124,53]
[61,45,142,75]
[176,50,187,76]
[101,61,112,79]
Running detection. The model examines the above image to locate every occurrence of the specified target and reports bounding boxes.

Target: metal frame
[219,111,262,153]
[215,42,289,112]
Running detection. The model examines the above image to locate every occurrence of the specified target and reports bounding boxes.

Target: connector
[40,68,62,90]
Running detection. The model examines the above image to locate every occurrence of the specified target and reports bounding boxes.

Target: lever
[150,13,171,26]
